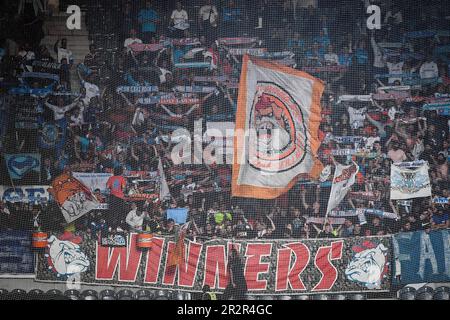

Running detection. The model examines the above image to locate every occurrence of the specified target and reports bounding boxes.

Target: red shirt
[106,175,127,199]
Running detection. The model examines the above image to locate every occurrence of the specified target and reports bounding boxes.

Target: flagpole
[322,155,338,233]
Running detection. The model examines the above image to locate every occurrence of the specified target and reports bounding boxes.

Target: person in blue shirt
[287,32,306,55]
[355,40,369,65]
[305,42,324,66]
[431,208,449,230]
[313,29,330,51]
[339,47,353,67]
[138,1,160,43]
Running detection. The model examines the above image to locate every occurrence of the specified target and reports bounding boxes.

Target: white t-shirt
[419,61,438,79]
[126,209,144,230]
[18,50,35,61]
[181,182,196,200]
[82,81,100,106]
[348,106,367,129]
[159,68,172,84]
[171,9,188,27]
[132,108,145,127]
[387,61,404,84]
[324,53,339,65]
[57,47,73,63]
[124,37,142,53]
[364,136,381,151]
[199,5,218,25]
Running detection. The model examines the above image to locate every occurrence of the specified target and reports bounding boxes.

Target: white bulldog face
[345,244,387,289]
[47,235,90,276]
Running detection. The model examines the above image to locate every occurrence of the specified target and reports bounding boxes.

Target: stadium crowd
[0,0,448,241]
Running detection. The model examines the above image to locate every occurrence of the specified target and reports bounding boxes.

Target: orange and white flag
[232,55,324,199]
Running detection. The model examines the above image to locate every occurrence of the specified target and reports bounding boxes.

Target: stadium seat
[45,289,67,300]
[134,289,154,300]
[174,292,186,300]
[7,289,27,300]
[155,290,170,300]
[415,286,434,300]
[348,294,366,300]
[100,289,117,300]
[312,294,328,300]
[399,287,416,300]
[117,289,134,300]
[295,295,310,300]
[0,289,8,300]
[80,289,99,300]
[27,289,45,300]
[433,286,450,300]
[331,294,347,300]
[64,289,81,300]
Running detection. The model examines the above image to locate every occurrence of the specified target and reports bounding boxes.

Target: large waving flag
[49,173,100,224]
[232,55,324,199]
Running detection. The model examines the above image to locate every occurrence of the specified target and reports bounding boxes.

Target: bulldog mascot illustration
[45,232,90,277]
[345,241,389,289]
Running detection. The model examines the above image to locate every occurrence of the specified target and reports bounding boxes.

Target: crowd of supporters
[0,0,448,240]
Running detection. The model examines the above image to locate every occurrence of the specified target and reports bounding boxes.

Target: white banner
[72,172,113,193]
[390,163,431,200]
[326,161,359,214]
[228,48,268,56]
[337,95,372,103]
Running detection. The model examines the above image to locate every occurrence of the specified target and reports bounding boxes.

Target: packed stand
[0,0,448,242]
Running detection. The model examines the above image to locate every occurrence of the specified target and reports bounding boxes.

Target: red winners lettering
[203,243,239,289]
[312,241,344,291]
[276,243,310,291]
[244,243,272,290]
[143,237,165,284]
[203,245,229,289]
[95,233,142,282]
[162,241,202,287]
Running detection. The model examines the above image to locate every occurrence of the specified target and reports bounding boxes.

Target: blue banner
[393,229,450,285]
[174,62,211,69]
[0,231,35,277]
[4,153,41,180]
[167,208,188,224]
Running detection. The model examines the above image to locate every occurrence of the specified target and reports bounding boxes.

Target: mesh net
[0,0,449,300]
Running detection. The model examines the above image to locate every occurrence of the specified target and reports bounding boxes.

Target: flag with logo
[4,154,41,181]
[232,55,324,199]
[326,161,359,214]
[390,162,431,200]
[48,173,100,223]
